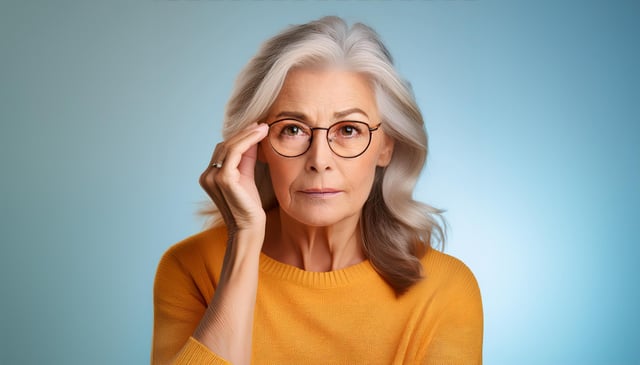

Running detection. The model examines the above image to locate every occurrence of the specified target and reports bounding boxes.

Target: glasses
[267,119,381,158]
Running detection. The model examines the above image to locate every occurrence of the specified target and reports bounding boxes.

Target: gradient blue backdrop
[1,1,638,364]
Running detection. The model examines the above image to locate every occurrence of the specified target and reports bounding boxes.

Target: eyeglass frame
[266,119,382,159]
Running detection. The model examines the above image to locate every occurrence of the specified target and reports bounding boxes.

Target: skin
[260,68,394,271]
[194,67,394,365]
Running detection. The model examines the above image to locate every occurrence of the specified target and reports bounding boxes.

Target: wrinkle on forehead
[268,68,379,126]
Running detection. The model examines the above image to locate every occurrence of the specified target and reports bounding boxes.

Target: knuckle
[213,171,231,187]
[199,170,213,186]
[198,171,208,187]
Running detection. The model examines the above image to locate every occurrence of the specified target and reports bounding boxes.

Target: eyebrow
[335,108,369,119]
[274,108,369,121]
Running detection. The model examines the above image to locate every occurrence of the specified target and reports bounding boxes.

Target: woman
[152,16,483,365]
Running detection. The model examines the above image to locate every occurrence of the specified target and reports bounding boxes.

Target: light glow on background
[1,1,638,364]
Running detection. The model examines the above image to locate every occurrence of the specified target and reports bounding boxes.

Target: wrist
[227,223,265,256]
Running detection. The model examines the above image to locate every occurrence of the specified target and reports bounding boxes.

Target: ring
[211,161,223,168]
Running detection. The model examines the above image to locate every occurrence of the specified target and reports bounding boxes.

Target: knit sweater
[152,226,483,365]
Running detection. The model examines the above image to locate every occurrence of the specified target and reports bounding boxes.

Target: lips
[299,188,343,198]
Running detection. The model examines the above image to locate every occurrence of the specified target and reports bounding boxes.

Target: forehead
[268,68,378,119]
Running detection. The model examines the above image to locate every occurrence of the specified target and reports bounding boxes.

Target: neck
[262,207,366,272]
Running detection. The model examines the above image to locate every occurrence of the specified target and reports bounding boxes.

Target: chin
[282,205,360,228]
[296,217,341,228]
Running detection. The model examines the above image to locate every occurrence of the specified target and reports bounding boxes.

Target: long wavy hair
[204,16,445,295]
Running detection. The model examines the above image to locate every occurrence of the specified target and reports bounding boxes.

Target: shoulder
[160,225,228,268]
[408,248,482,310]
[413,249,484,363]
[421,248,480,293]
[154,225,228,299]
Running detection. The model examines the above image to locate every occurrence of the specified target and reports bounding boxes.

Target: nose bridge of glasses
[310,126,330,132]
[308,126,332,143]
[268,120,376,158]
[307,126,335,154]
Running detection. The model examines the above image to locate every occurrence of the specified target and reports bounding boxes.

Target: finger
[201,123,264,193]
[206,123,265,170]
[218,124,268,174]
[200,164,236,228]
[207,142,226,169]
[237,144,259,179]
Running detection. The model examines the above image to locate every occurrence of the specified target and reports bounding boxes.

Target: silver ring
[211,161,223,168]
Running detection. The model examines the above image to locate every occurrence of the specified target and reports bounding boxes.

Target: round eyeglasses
[267,119,382,158]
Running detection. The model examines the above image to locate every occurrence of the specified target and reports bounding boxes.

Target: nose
[305,129,334,172]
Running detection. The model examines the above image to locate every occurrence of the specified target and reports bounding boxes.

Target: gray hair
[206,16,445,295]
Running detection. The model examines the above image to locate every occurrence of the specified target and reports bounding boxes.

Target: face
[260,68,394,227]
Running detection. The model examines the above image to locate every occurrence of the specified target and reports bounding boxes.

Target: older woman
[152,16,483,365]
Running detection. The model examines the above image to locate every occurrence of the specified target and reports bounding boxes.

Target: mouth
[299,188,343,198]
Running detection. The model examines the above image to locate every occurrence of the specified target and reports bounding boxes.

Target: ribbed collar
[259,253,377,288]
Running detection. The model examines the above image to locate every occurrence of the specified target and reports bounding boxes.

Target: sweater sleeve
[173,337,231,365]
[422,261,484,365]
[151,242,231,365]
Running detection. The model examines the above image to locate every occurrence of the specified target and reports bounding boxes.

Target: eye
[273,120,310,138]
[282,124,302,136]
[334,122,365,138]
[341,125,356,136]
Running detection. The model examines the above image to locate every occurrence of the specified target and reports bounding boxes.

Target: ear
[376,134,395,167]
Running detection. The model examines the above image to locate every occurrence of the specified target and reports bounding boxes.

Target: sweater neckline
[258,253,376,288]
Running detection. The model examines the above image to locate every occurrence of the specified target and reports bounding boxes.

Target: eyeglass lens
[268,120,378,158]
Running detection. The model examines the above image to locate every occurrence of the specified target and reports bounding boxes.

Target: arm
[152,123,269,365]
[422,264,484,365]
[152,245,212,364]
[191,228,263,365]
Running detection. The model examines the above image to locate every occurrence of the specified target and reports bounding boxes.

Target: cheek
[344,159,378,195]
[265,159,299,200]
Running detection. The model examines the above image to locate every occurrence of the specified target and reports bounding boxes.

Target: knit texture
[152,226,483,365]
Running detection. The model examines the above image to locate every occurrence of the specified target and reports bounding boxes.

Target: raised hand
[193,123,270,365]
[199,123,269,234]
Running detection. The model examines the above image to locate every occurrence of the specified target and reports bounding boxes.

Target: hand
[199,123,269,234]
[195,125,268,365]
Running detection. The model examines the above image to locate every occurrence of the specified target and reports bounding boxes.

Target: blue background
[1,1,638,364]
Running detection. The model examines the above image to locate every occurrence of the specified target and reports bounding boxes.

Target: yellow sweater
[152,226,483,365]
